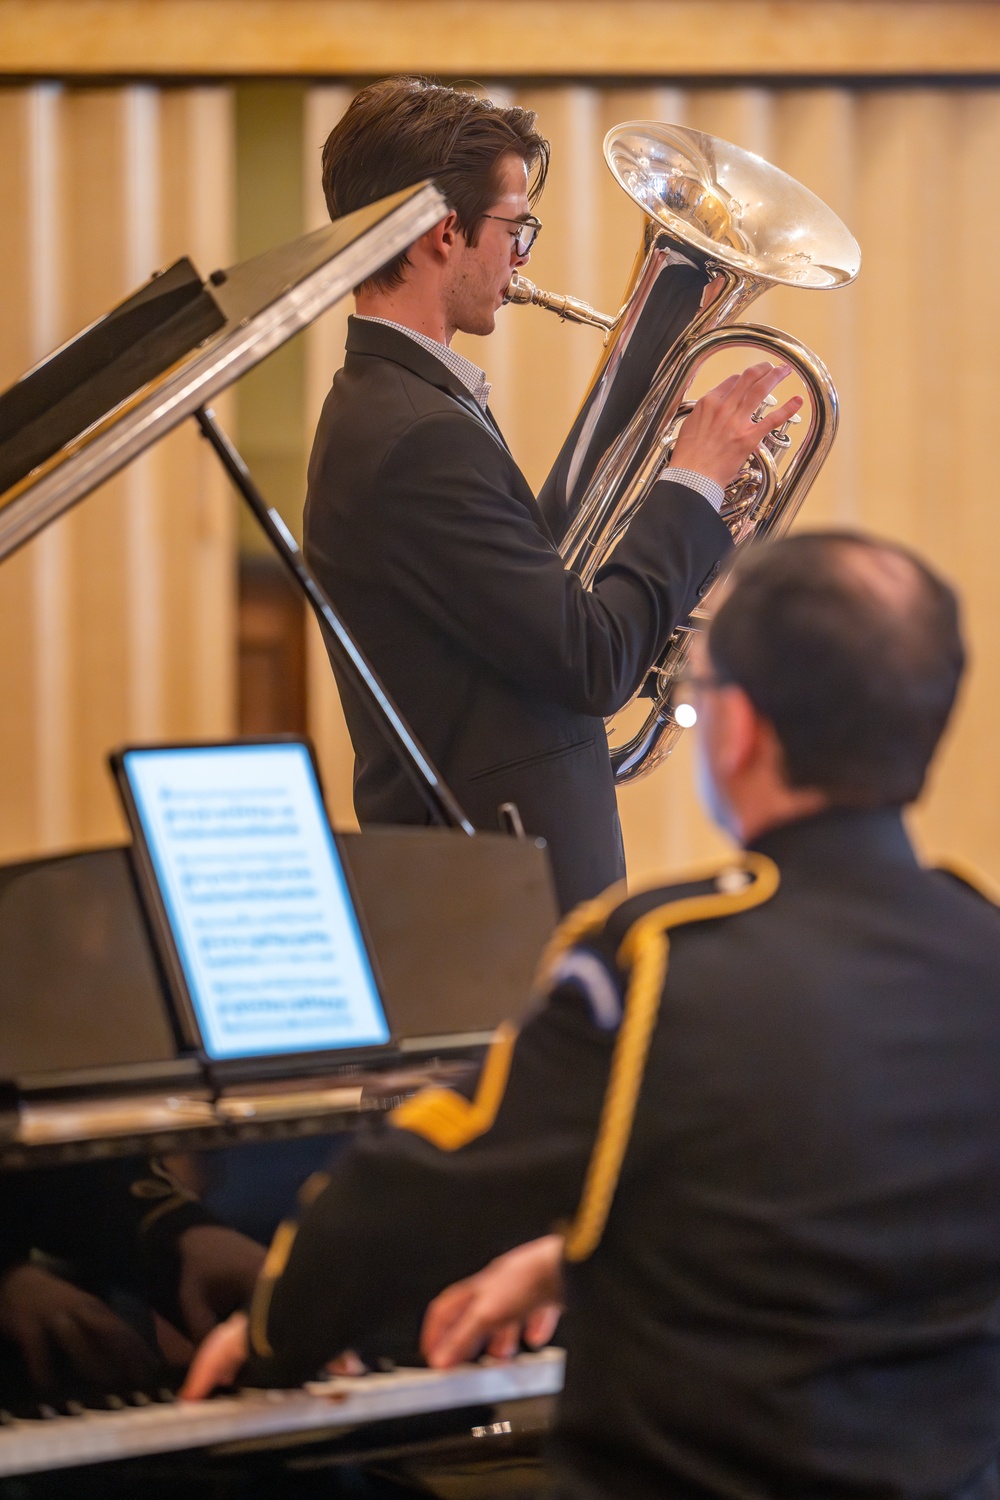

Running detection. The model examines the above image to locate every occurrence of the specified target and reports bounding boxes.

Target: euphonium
[506,123,861,783]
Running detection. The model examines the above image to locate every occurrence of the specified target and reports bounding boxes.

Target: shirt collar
[353,315,491,412]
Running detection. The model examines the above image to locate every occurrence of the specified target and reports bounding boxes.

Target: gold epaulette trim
[935,856,1000,907]
[533,880,629,996]
[249,1221,297,1358]
[248,1171,330,1359]
[388,875,665,1154]
[388,1021,518,1151]
[562,851,780,1263]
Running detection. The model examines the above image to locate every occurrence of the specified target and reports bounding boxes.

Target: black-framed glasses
[665,672,731,729]
[481,213,542,256]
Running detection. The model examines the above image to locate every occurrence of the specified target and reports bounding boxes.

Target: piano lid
[0,180,447,564]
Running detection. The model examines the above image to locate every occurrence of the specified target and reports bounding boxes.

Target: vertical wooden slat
[909,89,1000,874]
[57,90,142,843]
[122,85,165,743]
[853,89,925,554]
[0,89,54,854]
[0,81,235,861]
[22,84,74,852]
[302,84,358,829]
[765,88,861,529]
[156,85,237,744]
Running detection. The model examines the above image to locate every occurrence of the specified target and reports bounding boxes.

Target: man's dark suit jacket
[303,317,731,911]
[246,807,1000,1500]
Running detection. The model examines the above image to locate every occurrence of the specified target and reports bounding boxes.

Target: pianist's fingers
[422,1236,566,1370]
[325,1350,367,1376]
[10,1312,56,1393]
[51,1300,160,1392]
[179,1311,249,1401]
[484,1319,523,1362]
[523,1303,562,1350]
[421,1278,482,1368]
[0,1263,157,1395]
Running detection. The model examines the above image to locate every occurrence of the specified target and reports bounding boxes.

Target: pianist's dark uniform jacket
[303,317,731,912]
[246,807,1000,1500]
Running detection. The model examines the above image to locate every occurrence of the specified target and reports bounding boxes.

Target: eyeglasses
[665,672,731,729]
[481,214,542,256]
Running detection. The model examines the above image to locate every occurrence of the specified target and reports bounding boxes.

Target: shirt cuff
[663,466,725,513]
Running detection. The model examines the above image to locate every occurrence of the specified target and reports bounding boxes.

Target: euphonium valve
[506,121,861,783]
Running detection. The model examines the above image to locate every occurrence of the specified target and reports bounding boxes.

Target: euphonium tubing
[504,121,860,784]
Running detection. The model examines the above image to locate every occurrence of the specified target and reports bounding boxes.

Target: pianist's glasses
[665,672,731,729]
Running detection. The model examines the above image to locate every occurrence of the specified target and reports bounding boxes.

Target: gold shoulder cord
[249,1171,330,1359]
[563,852,780,1263]
[387,881,629,1154]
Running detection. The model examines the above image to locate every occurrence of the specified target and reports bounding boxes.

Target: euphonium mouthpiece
[503,272,537,306]
[504,274,616,334]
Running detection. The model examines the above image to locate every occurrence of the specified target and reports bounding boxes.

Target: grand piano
[0,183,563,1496]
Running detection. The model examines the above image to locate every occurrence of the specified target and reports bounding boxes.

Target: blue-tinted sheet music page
[122,742,389,1060]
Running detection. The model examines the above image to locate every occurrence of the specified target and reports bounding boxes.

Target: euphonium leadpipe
[506,122,861,783]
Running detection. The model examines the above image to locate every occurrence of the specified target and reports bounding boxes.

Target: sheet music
[121,743,389,1060]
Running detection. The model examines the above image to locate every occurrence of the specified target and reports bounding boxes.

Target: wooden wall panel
[0,83,236,861]
[0,91,50,853]
[4,2,1000,78]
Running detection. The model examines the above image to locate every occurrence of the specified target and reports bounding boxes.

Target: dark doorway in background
[237,555,307,735]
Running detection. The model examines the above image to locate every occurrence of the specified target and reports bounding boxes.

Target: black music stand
[0,182,472,834]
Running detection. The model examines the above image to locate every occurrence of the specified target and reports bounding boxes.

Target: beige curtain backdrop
[304,81,1000,886]
[0,84,236,860]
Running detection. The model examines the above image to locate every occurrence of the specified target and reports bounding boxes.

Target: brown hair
[321,77,550,292]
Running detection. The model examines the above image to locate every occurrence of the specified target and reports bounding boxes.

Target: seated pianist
[185,532,1000,1500]
[0,1157,263,1402]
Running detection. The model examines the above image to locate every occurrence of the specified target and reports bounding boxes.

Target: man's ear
[419,211,462,263]
[714,685,764,779]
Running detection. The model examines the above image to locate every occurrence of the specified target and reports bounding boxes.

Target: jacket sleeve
[366,411,732,718]
[243,958,627,1387]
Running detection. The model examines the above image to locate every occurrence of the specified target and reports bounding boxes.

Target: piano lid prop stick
[194,405,474,837]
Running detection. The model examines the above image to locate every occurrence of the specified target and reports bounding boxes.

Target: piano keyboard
[0,1347,564,1478]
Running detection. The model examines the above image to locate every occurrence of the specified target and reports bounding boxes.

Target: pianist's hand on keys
[0,1264,161,1395]
[179,1311,250,1400]
[421,1235,564,1369]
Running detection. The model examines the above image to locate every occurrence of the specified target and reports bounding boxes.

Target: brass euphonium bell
[506,122,861,783]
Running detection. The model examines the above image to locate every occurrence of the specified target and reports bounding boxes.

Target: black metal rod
[195,405,475,835]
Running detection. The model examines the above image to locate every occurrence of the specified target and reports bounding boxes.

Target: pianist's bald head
[708,532,965,807]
